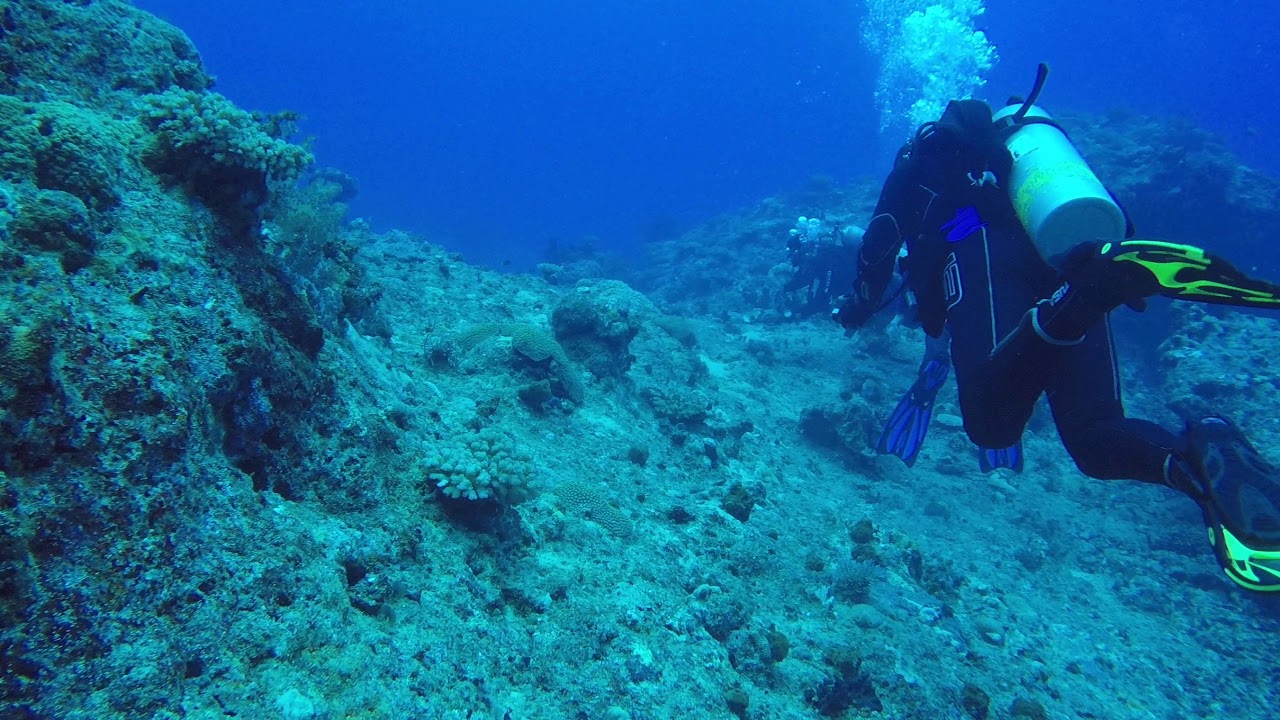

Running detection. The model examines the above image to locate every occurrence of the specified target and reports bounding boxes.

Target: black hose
[1012,63,1050,122]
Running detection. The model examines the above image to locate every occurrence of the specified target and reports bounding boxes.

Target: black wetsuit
[850,107,1179,483]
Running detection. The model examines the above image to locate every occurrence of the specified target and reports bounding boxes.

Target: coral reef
[140,88,312,209]
[425,426,537,502]
[0,3,1278,720]
[0,0,211,107]
[1158,303,1280,451]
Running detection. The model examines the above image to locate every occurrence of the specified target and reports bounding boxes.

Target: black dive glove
[832,292,876,332]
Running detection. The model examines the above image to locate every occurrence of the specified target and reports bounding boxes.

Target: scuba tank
[993,64,1127,260]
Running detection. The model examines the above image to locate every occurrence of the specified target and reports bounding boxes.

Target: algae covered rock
[8,189,95,271]
[452,322,585,407]
[0,0,211,108]
[0,96,131,212]
[551,279,652,380]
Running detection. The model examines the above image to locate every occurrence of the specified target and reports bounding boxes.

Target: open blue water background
[135,1,1277,270]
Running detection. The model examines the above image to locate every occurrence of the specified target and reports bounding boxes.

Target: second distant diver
[833,66,1280,592]
[782,216,860,317]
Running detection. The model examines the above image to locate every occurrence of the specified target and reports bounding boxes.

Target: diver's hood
[918,99,1013,182]
[935,99,996,141]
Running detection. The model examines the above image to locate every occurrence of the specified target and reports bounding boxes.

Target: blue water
[135,0,1278,270]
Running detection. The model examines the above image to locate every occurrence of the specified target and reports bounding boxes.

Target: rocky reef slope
[1,3,1278,720]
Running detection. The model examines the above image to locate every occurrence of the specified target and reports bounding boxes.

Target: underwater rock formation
[1,2,1279,719]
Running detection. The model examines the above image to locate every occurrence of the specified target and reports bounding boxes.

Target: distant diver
[835,64,1280,592]
[782,216,860,318]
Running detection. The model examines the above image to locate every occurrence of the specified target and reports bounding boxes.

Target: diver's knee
[962,419,1020,450]
[958,388,1029,449]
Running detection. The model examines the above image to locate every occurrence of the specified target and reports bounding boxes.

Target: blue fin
[877,360,948,467]
[978,441,1024,473]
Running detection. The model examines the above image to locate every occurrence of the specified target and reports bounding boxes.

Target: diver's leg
[955,349,1043,449]
[991,238,1280,361]
[1045,315,1180,483]
[943,226,1048,449]
[1048,317,1280,590]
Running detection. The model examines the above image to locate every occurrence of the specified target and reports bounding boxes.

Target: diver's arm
[834,160,915,329]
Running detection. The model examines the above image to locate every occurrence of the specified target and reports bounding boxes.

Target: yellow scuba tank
[993,65,1126,260]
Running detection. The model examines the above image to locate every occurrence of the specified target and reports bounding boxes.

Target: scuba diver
[834,64,1280,592]
[782,216,860,317]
